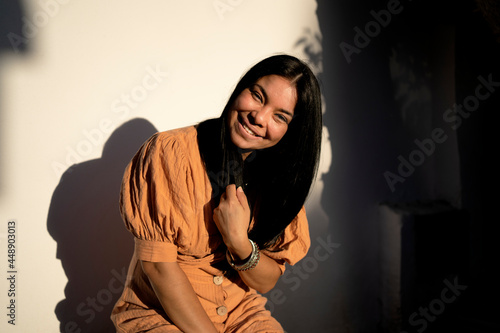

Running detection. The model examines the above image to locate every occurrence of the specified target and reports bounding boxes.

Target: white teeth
[243,123,257,136]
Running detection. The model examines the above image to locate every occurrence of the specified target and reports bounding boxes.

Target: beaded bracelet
[226,239,260,271]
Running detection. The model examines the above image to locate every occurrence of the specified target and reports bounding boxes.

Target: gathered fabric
[111,126,310,332]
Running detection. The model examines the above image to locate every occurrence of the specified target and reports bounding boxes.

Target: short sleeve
[261,206,310,274]
[119,132,194,263]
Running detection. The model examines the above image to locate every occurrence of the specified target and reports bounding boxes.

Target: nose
[249,107,272,127]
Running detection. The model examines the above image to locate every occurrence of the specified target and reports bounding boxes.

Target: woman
[111,54,322,332]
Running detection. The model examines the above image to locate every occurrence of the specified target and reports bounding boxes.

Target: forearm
[227,241,282,294]
[214,185,282,293]
[141,260,218,333]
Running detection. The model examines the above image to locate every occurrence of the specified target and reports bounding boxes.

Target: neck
[239,148,254,161]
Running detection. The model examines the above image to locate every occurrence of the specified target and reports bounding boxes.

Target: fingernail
[237,186,243,192]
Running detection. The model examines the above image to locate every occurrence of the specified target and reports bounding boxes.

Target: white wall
[0,1,330,332]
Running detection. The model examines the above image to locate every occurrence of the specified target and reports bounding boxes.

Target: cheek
[233,93,256,110]
[269,124,288,142]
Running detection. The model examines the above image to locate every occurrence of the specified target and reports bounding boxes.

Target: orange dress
[111,126,310,332]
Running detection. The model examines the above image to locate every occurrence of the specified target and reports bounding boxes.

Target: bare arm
[213,185,282,294]
[141,260,218,333]
[227,240,282,293]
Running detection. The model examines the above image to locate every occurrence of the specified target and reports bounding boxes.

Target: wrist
[226,239,261,271]
[226,237,253,262]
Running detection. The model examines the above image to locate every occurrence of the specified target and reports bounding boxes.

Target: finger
[225,184,237,201]
[236,186,249,209]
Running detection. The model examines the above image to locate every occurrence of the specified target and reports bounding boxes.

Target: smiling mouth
[238,117,261,137]
[243,123,258,136]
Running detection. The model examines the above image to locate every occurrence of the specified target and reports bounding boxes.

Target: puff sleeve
[261,206,310,275]
[119,132,194,263]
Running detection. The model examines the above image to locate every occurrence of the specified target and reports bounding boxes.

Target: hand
[213,185,251,256]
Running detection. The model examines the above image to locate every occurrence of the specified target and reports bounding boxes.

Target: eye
[276,113,290,124]
[251,90,263,103]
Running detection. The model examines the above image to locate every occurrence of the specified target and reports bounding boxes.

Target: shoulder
[142,125,199,163]
[151,125,197,148]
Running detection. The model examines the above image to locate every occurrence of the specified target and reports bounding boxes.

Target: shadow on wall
[0,0,27,195]
[47,118,157,333]
[0,0,26,51]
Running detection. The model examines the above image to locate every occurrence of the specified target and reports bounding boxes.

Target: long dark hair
[197,54,322,248]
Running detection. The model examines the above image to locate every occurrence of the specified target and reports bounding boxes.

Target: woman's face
[228,75,297,159]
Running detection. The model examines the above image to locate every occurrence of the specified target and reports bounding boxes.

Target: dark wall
[315,0,499,332]
[455,0,500,330]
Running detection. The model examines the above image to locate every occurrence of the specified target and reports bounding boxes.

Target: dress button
[216,306,228,316]
[213,275,223,285]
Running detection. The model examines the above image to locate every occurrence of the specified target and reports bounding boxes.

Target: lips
[238,116,262,138]
[242,123,257,136]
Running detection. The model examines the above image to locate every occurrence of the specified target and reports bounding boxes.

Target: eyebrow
[253,83,294,117]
